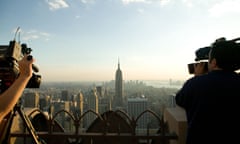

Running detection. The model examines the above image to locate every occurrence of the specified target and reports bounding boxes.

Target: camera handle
[27,55,39,73]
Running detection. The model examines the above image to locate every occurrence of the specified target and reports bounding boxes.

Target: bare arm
[0,55,34,122]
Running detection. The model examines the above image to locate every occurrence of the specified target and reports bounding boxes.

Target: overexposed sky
[1,0,240,82]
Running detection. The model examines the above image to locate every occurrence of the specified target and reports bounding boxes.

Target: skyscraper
[61,90,69,101]
[114,60,124,109]
[127,97,148,132]
[76,92,84,116]
[23,91,39,108]
[85,88,98,128]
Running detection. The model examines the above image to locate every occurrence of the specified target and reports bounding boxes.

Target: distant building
[98,97,112,114]
[51,101,73,131]
[114,60,124,110]
[96,86,104,98]
[97,86,112,114]
[76,91,84,115]
[23,91,39,108]
[170,94,177,107]
[39,95,51,111]
[85,87,98,128]
[74,91,84,131]
[61,90,69,101]
[127,97,148,131]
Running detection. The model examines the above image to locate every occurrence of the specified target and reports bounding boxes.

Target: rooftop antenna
[118,57,120,69]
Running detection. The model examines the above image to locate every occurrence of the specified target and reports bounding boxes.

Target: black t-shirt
[175,70,240,144]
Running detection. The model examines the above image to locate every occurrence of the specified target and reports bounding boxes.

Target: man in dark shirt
[175,38,240,144]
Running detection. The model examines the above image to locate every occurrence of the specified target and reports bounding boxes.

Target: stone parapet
[164,106,187,144]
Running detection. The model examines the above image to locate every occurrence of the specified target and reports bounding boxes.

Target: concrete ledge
[164,106,187,144]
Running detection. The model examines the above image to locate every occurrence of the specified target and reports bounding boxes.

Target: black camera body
[194,46,211,61]
[0,40,41,92]
[187,46,211,74]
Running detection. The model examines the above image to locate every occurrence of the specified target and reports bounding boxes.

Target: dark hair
[210,38,240,71]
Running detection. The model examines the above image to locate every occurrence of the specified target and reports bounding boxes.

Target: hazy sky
[1,0,240,82]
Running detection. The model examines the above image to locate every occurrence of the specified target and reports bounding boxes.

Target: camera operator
[0,54,34,123]
[175,37,240,144]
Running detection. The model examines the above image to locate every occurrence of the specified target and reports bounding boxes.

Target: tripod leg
[17,106,45,144]
[0,111,15,144]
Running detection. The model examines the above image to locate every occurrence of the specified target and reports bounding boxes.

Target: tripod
[0,99,46,144]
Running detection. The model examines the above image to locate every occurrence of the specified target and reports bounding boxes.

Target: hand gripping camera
[0,40,41,93]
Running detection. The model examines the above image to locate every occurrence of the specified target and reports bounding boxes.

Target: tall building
[76,92,84,115]
[114,60,124,109]
[51,101,72,131]
[61,90,69,101]
[23,91,39,108]
[96,86,104,98]
[39,95,51,111]
[75,92,84,131]
[97,86,112,114]
[127,97,148,132]
[85,87,98,128]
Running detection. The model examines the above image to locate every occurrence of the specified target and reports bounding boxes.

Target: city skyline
[1,0,240,82]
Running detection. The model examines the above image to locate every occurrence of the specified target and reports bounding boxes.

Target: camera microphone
[27,55,39,73]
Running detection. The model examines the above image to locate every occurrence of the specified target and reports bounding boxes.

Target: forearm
[0,76,30,121]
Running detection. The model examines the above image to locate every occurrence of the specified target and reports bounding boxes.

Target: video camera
[0,40,41,93]
[187,37,240,74]
[187,38,225,74]
[187,46,210,74]
[188,37,227,74]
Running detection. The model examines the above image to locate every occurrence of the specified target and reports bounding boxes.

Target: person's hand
[194,62,207,76]
[17,55,34,79]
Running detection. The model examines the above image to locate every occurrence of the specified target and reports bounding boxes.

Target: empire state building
[114,60,123,109]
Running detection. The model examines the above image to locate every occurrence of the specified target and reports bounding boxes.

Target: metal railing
[10,109,178,144]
